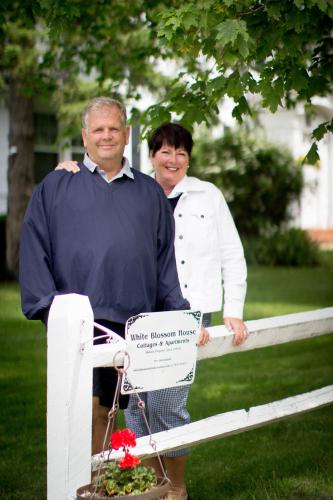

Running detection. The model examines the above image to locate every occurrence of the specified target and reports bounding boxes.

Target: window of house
[34,113,58,183]
[71,134,85,162]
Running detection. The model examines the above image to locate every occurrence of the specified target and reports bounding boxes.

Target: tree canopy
[2,0,332,153]
[143,0,333,162]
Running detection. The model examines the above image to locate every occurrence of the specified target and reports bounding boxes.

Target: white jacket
[168,175,247,318]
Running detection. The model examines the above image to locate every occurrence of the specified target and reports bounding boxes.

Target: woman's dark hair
[148,123,193,157]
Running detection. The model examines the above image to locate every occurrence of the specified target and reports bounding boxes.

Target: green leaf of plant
[313,0,329,14]
[304,142,319,165]
[312,122,328,141]
[267,3,282,20]
[226,71,243,100]
[294,0,305,9]
[216,19,248,47]
[232,96,251,123]
[260,80,282,113]
[290,68,309,91]
[207,75,227,93]
[182,12,198,30]
[237,36,250,59]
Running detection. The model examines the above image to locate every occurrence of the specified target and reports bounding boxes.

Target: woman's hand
[55,161,80,173]
[197,326,210,346]
[224,317,249,346]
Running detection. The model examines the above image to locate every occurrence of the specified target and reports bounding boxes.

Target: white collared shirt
[83,153,134,183]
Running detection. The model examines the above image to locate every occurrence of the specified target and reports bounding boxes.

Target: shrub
[243,229,320,267]
[191,129,303,237]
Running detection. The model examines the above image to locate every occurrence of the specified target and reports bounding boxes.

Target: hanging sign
[121,310,202,394]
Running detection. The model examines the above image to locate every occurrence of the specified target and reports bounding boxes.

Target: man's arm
[19,182,57,321]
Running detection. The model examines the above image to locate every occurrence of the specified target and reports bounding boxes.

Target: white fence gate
[47,294,333,500]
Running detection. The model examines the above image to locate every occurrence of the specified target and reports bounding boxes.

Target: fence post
[47,294,94,500]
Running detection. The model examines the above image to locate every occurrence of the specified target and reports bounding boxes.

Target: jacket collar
[168,175,205,198]
[150,173,204,198]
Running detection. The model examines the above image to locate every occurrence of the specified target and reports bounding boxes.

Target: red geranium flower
[111,429,125,450]
[110,428,137,450]
[121,428,136,448]
[118,452,141,469]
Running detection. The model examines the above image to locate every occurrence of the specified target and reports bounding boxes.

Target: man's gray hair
[82,97,127,128]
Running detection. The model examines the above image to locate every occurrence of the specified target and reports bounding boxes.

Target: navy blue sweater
[19,164,189,322]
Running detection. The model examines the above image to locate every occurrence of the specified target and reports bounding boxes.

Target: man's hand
[224,317,249,346]
[55,161,80,173]
[197,326,210,346]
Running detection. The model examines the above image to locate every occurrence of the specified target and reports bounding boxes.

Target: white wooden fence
[47,294,333,500]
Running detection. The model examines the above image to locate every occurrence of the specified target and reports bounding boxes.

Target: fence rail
[47,294,333,499]
[96,385,333,463]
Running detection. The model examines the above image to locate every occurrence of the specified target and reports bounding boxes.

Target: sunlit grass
[188,259,333,499]
[0,256,332,499]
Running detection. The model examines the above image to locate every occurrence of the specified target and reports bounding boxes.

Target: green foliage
[243,229,320,267]
[191,129,303,237]
[0,1,172,123]
[95,463,157,497]
[0,18,54,96]
[146,0,333,161]
[1,1,332,156]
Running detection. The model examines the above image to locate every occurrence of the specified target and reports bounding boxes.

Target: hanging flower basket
[76,429,170,499]
[76,473,170,499]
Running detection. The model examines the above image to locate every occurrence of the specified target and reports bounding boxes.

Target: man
[19,97,189,454]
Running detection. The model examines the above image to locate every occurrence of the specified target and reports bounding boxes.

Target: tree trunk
[6,79,35,277]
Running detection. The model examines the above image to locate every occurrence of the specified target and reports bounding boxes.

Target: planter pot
[76,476,170,499]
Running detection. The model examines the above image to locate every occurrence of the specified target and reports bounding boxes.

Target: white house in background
[259,97,333,233]
[0,97,332,240]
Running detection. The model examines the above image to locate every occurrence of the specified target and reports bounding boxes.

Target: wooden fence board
[94,385,333,464]
[92,307,333,367]
[198,307,333,360]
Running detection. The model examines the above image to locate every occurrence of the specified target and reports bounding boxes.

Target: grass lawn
[0,256,333,499]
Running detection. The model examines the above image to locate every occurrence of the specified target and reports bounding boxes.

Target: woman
[56,123,248,500]
[146,123,247,336]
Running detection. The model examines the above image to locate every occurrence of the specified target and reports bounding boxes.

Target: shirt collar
[83,153,134,183]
